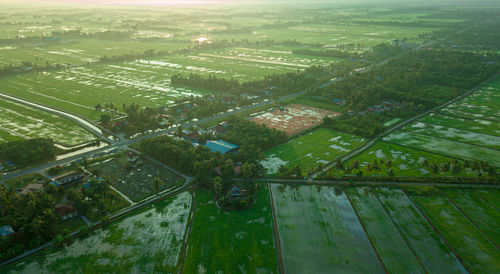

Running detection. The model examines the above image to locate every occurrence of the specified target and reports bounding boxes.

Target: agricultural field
[251,104,341,136]
[383,131,500,167]
[0,40,191,67]
[0,48,339,121]
[0,97,95,146]
[418,113,500,137]
[340,142,473,177]
[4,192,192,273]
[183,187,277,273]
[90,154,184,202]
[270,184,383,273]
[345,187,424,273]
[443,188,500,248]
[262,128,365,175]
[375,188,466,273]
[408,188,500,273]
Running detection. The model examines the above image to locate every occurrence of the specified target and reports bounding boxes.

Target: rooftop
[204,140,239,154]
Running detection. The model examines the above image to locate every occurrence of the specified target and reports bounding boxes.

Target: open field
[0,40,191,67]
[341,141,472,177]
[0,97,95,146]
[383,131,500,167]
[345,187,424,273]
[4,192,192,273]
[409,189,500,273]
[91,155,184,202]
[183,187,277,273]
[443,188,500,248]
[375,188,466,273]
[262,128,365,174]
[271,184,383,273]
[419,113,500,137]
[251,104,340,136]
[401,122,500,150]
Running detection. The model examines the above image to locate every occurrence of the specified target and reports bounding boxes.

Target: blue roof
[0,225,14,236]
[204,140,239,154]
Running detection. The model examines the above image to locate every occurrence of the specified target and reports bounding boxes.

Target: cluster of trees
[293,43,404,63]
[66,178,111,217]
[0,138,56,167]
[171,74,241,93]
[323,113,385,137]
[223,117,288,151]
[120,103,161,133]
[311,49,500,136]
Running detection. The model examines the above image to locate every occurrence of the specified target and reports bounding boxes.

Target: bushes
[0,138,56,166]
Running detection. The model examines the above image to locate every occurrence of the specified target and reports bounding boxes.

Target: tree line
[0,138,56,167]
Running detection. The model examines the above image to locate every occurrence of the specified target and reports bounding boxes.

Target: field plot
[91,155,183,202]
[252,104,340,136]
[4,192,192,273]
[183,187,277,273]
[443,189,500,248]
[401,122,500,150]
[345,187,424,273]
[476,189,500,209]
[419,113,500,137]
[339,141,471,177]
[383,131,500,167]
[409,190,500,273]
[270,184,383,273]
[262,128,365,174]
[0,97,95,146]
[375,188,466,273]
[0,40,191,67]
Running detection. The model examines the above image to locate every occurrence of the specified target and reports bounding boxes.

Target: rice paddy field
[0,97,95,146]
[183,187,277,273]
[341,141,472,177]
[4,192,192,273]
[0,47,339,121]
[345,187,424,273]
[408,189,500,273]
[262,128,365,175]
[270,184,384,273]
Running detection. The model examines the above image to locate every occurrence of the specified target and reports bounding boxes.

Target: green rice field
[345,187,424,273]
[0,97,95,146]
[262,128,365,175]
[270,184,384,273]
[183,187,277,273]
[409,190,500,273]
[4,192,192,273]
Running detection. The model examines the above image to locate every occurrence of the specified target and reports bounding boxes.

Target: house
[55,204,78,220]
[0,225,14,237]
[204,140,239,154]
[333,98,346,105]
[212,124,228,135]
[19,183,44,195]
[52,172,84,186]
[228,184,248,199]
[186,131,201,142]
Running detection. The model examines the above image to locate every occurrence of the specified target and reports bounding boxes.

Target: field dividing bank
[183,187,278,273]
[344,187,424,273]
[476,189,500,210]
[407,189,500,273]
[3,192,193,273]
[383,131,500,167]
[442,188,500,249]
[270,184,384,273]
[262,128,365,175]
[0,97,96,146]
[375,188,467,273]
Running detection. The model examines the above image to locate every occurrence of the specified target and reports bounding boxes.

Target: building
[19,183,44,195]
[204,140,239,154]
[55,204,78,220]
[228,184,248,199]
[52,172,84,187]
[0,225,14,237]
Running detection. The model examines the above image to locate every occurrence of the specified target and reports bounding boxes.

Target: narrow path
[441,191,499,251]
[268,183,285,274]
[402,189,471,273]
[178,191,197,274]
[108,184,135,206]
[374,194,428,273]
[343,188,388,273]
